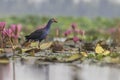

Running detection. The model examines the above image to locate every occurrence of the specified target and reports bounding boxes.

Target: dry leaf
[103,50,110,55]
[25,48,40,53]
[0,59,9,64]
[65,53,81,62]
[22,48,31,53]
[14,47,22,54]
[0,48,4,53]
[30,42,38,47]
[40,42,53,50]
[51,41,63,53]
[81,52,88,57]
[95,43,110,55]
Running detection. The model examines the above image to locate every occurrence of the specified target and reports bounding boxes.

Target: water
[0,61,120,80]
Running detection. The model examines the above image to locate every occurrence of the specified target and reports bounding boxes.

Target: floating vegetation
[0,17,120,66]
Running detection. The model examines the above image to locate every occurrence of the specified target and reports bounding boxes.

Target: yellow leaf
[22,48,40,55]
[103,50,110,55]
[65,53,81,62]
[0,48,4,53]
[95,43,110,55]
[29,51,35,56]
[40,42,53,50]
[30,42,38,47]
[0,59,9,64]
[95,44,104,54]
[111,57,120,63]
[81,52,88,57]
[22,48,31,53]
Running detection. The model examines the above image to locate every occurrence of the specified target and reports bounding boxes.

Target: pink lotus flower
[79,30,85,36]
[73,36,79,43]
[2,28,12,37]
[71,23,77,30]
[10,24,22,38]
[107,28,116,33]
[64,29,72,36]
[64,23,85,43]
[0,22,6,31]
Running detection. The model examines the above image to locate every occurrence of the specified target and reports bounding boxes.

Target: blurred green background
[0,16,120,41]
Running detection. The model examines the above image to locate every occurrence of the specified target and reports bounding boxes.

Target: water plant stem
[8,37,16,80]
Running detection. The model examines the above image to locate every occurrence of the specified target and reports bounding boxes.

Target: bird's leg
[38,41,41,49]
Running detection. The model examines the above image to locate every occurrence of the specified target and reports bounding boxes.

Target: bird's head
[50,18,58,23]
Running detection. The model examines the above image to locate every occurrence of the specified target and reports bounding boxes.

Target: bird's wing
[26,29,45,40]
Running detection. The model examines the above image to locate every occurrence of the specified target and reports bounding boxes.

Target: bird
[22,18,57,48]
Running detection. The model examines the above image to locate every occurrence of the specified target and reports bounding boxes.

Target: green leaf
[65,53,81,62]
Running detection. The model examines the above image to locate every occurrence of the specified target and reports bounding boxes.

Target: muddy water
[0,61,120,80]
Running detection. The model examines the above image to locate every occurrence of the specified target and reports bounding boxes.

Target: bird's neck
[45,21,52,31]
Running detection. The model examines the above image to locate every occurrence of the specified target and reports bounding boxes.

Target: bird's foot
[38,45,41,49]
[38,41,41,49]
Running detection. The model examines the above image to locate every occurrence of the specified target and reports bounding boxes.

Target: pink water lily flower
[10,24,22,38]
[73,36,79,43]
[79,29,85,36]
[64,23,85,43]
[0,22,6,31]
[107,27,116,34]
[64,29,72,37]
[71,23,77,30]
[2,28,12,37]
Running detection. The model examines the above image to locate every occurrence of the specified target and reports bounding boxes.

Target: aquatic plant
[64,23,85,43]
[2,28,12,37]
[0,22,22,48]
[10,24,22,45]
[0,22,6,31]
[0,22,6,48]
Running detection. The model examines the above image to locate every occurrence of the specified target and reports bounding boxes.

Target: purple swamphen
[22,18,57,48]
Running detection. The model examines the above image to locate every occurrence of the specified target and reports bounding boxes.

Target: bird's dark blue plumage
[23,18,57,48]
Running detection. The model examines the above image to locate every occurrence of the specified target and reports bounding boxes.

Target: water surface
[0,61,120,80]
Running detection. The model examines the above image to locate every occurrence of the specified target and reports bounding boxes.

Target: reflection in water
[0,62,120,80]
[0,63,12,80]
[109,67,120,80]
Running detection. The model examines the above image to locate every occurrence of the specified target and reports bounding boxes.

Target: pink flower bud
[64,30,72,36]
[0,22,6,31]
[2,28,12,37]
[79,30,85,36]
[10,24,22,39]
[107,28,116,34]
[16,24,22,33]
[71,23,77,30]
[73,36,79,43]
[64,32,68,37]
